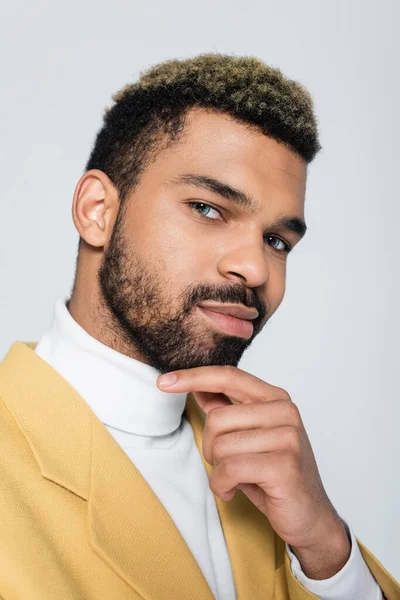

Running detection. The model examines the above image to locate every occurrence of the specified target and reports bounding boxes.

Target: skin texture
[69,107,351,579]
[69,107,306,373]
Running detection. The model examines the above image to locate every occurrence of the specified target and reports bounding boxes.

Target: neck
[68,284,148,365]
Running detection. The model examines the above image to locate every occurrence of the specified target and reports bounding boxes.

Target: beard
[97,208,261,375]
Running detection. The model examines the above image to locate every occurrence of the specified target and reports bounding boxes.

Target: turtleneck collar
[34,297,188,436]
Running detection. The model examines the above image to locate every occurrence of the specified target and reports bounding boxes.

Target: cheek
[159,220,208,271]
[155,236,205,285]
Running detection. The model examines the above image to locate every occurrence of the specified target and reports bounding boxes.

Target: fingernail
[158,373,178,387]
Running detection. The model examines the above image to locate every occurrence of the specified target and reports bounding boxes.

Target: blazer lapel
[185,392,277,600]
[88,407,216,599]
[0,342,277,600]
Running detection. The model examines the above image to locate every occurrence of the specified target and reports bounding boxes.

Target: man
[0,53,398,600]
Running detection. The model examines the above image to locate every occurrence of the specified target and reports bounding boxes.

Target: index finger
[156,365,290,405]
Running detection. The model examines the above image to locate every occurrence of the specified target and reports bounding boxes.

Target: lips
[198,307,254,339]
[197,303,258,321]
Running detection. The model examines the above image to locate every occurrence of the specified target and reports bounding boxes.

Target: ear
[72,169,119,248]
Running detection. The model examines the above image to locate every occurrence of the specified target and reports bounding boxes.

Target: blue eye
[189,201,221,220]
[188,201,292,254]
[266,236,290,253]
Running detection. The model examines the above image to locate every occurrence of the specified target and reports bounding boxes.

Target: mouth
[197,306,254,339]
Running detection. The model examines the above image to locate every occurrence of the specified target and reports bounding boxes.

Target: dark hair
[81,53,321,247]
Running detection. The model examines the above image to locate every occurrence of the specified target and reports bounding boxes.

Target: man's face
[98,108,307,374]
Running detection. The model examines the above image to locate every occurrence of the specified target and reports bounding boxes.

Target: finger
[192,390,233,412]
[202,401,301,463]
[205,424,302,467]
[157,365,290,405]
[209,451,294,499]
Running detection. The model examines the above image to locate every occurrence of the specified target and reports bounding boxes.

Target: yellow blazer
[0,341,399,600]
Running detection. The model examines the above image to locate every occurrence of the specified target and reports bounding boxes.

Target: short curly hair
[83,53,321,226]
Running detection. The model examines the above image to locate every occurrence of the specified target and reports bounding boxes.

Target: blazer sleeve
[283,536,400,600]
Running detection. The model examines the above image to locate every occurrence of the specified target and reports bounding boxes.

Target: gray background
[1,0,399,581]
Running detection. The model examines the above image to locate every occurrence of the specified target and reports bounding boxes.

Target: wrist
[290,517,351,580]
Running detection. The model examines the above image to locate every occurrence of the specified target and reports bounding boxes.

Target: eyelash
[187,201,292,254]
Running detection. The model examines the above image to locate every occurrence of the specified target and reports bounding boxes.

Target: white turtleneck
[34,297,382,600]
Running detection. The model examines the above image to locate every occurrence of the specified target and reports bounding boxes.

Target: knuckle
[219,456,235,476]
[221,365,238,394]
[282,449,300,474]
[279,387,292,402]
[287,402,302,425]
[271,386,292,403]
[206,407,222,428]
[208,477,219,495]
[212,437,225,463]
[282,426,301,452]
[224,365,237,378]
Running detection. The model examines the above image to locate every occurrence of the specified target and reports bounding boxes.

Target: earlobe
[71,169,118,248]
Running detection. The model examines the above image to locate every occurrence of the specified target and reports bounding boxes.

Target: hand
[156,365,349,560]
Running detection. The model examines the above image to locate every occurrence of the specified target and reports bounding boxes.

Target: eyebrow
[166,173,307,240]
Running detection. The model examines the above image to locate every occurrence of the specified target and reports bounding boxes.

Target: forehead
[152,108,307,213]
